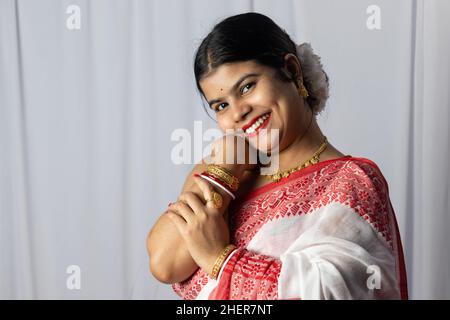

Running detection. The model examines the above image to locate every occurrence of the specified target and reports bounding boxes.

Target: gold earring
[299,82,309,98]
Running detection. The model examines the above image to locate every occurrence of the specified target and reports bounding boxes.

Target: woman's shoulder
[343,156,387,181]
[326,156,390,198]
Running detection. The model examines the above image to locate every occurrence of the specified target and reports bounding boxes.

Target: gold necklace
[263,136,328,182]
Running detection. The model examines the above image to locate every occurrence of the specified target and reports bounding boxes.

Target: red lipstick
[241,112,270,131]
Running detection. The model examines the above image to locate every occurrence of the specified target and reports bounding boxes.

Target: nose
[231,101,252,126]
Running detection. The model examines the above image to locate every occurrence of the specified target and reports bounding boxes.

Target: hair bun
[296,43,330,116]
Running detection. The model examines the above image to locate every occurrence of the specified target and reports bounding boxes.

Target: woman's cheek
[218,119,229,132]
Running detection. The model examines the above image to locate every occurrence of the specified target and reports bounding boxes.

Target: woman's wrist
[210,162,246,180]
[209,244,237,280]
[199,163,243,201]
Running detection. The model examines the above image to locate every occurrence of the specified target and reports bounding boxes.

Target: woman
[147,12,408,300]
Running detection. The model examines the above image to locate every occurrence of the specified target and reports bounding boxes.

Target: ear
[282,53,303,88]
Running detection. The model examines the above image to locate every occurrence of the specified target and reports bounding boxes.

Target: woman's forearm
[147,212,198,284]
[147,161,244,284]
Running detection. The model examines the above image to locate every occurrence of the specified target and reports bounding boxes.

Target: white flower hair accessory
[296,42,330,116]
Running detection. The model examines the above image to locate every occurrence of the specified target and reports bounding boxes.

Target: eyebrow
[207,73,260,107]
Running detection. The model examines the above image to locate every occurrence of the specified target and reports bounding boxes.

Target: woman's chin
[248,129,280,156]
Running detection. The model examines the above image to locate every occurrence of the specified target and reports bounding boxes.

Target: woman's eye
[213,82,255,112]
[240,82,255,94]
[216,103,227,112]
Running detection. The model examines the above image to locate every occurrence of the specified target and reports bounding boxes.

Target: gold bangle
[210,244,237,280]
[207,165,240,192]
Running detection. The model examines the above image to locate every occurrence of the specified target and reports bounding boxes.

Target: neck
[281,122,324,171]
[273,114,326,173]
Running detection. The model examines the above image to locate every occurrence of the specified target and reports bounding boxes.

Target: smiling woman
[146,12,408,300]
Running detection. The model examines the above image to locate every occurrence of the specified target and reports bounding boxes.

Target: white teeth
[244,113,270,134]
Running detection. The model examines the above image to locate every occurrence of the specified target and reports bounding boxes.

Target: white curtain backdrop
[0,0,449,299]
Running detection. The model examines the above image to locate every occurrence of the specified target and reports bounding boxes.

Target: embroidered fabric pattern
[231,159,394,250]
[208,248,281,299]
[172,158,396,299]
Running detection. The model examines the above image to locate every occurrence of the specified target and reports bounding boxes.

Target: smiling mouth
[243,112,271,137]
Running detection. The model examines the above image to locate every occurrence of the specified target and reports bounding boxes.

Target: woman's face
[199,56,311,154]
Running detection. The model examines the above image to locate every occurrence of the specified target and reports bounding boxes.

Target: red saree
[172,156,408,300]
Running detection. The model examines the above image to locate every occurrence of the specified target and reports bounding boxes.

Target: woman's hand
[205,132,259,174]
[166,175,230,277]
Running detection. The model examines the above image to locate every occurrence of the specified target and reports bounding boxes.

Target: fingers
[193,175,214,204]
[166,211,186,233]
[194,175,222,211]
[178,191,207,216]
[168,200,195,225]
[194,176,225,211]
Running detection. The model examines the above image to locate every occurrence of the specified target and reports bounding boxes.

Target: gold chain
[263,136,328,182]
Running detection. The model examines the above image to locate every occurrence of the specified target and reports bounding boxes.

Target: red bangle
[201,171,235,195]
